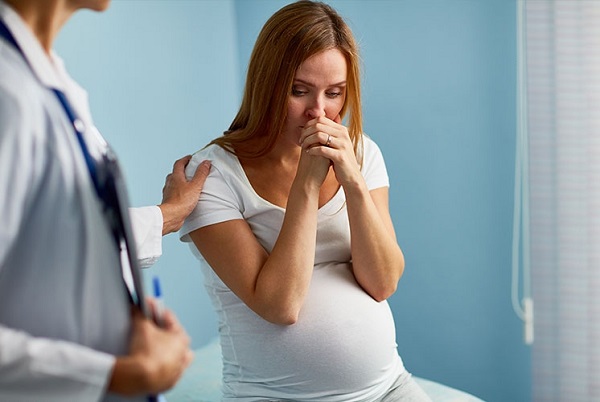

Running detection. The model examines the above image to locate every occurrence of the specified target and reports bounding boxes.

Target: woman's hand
[295,139,331,189]
[299,115,362,189]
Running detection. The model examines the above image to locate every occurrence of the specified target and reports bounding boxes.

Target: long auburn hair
[209,0,363,159]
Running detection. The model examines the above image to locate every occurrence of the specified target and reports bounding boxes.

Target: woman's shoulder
[359,134,384,161]
[359,133,389,189]
[187,143,239,180]
[192,142,233,159]
[195,143,242,166]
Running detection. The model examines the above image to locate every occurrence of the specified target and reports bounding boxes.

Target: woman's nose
[305,96,326,119]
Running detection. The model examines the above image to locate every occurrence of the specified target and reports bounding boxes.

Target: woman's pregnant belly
[220,262,402,400]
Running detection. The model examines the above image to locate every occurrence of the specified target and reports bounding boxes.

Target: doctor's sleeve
[129,205,163,268]
[0,325,114,402]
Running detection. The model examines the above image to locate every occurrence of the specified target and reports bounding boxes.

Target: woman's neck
[5,0,73,54]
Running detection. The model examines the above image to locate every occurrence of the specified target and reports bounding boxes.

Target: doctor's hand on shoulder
[158,155,211,236]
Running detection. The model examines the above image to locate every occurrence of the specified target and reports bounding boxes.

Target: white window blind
[524,0,600,400]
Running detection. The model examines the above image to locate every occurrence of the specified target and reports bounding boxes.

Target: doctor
[0,0,206,401]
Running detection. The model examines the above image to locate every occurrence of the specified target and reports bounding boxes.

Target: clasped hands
[298,115,361,188]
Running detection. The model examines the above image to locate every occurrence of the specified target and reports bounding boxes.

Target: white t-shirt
[181,137,405,402]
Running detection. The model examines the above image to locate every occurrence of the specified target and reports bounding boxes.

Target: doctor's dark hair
[210,0,363,159]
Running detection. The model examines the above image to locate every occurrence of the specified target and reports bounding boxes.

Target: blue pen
[152,275,165,328]
[148,276,166,402]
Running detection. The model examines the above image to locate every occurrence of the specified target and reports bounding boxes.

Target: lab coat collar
[0,1,68,93]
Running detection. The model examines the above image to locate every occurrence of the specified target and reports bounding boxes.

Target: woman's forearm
[254,178,321,324]
[344,183,404,301]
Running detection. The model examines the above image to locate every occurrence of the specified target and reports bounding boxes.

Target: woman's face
[283,48,348,143]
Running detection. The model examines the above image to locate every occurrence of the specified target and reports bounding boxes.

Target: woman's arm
[189,151,330,325]
[301,116,404,301]
[344,184,404,301]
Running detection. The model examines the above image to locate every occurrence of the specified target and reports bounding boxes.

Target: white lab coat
[0,3,161,401]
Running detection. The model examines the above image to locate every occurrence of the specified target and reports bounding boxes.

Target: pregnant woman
[180,2,431,401]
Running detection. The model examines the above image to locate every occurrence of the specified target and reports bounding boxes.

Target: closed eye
[292,88,308,96]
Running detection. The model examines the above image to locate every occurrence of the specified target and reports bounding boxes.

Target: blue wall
[57,1,530,401]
